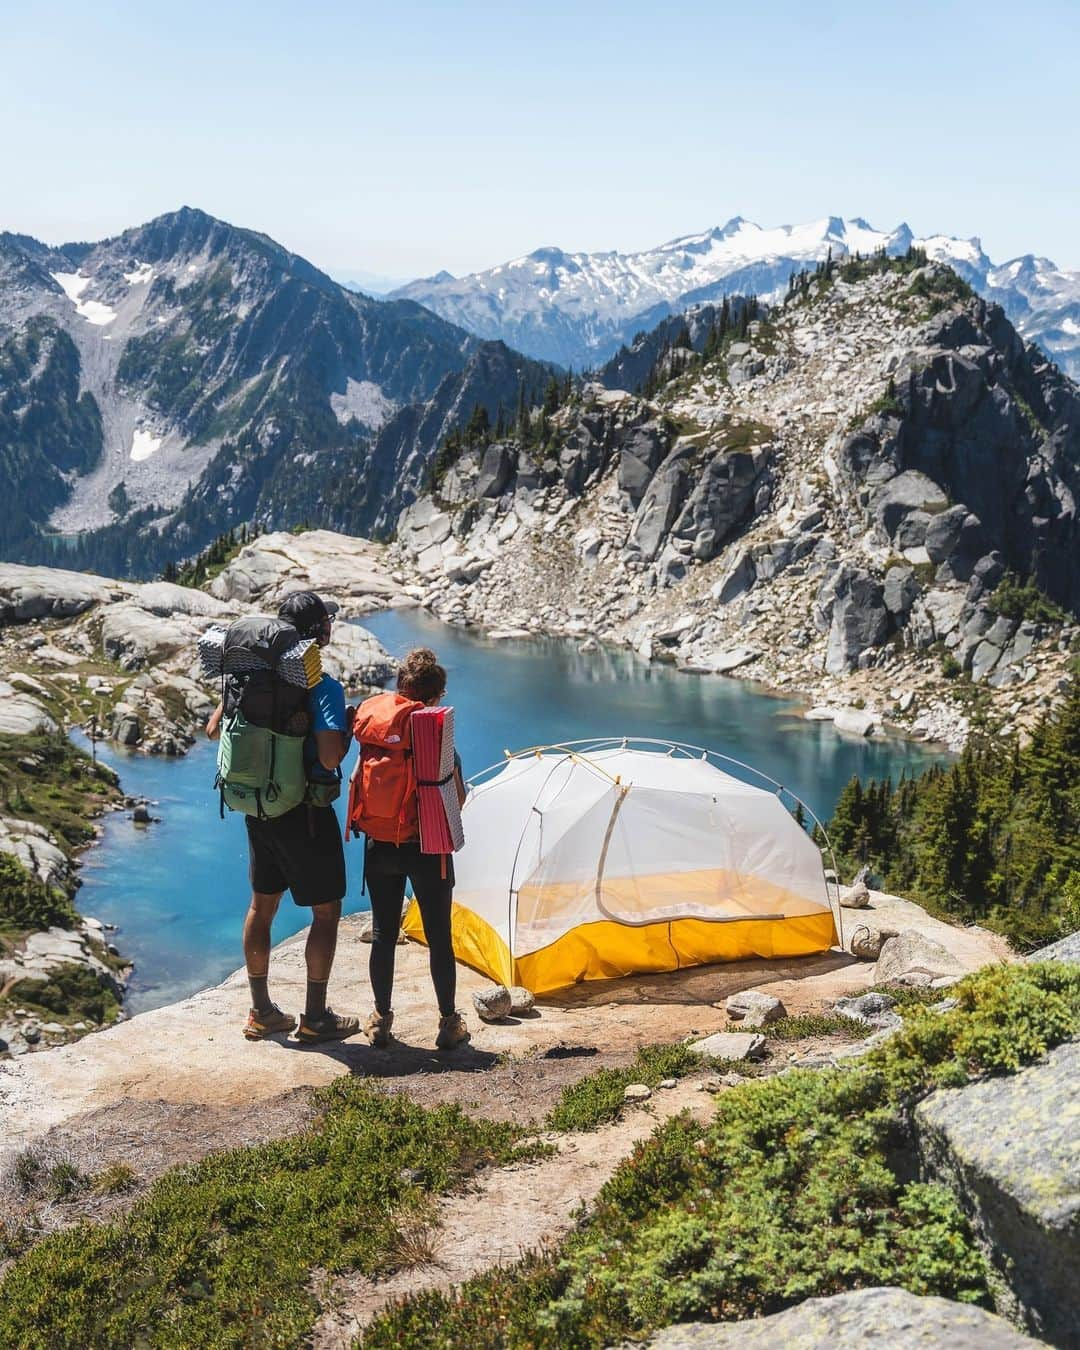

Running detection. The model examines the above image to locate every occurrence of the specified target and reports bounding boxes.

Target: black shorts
[246,804,347,907]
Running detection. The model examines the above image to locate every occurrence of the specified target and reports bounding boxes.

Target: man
[207,589,359,1043]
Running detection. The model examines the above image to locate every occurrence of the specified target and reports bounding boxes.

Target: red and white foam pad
[411,705,465,854]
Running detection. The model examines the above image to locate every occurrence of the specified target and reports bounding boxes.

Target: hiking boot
[243,1005,297,1040]
[295,1008,361,1044]
[364,1009,394,1048]
[435,1011,469,1051]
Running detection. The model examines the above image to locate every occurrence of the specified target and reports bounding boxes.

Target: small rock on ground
[623,1083,652,1102]
[507,986,535,1014]
[840,879,870,909]
[472,986,513,1021]
[690,1031,766,1062]
[725,990,787,1026]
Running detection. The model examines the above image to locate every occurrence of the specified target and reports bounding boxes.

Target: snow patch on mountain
[329,377,396,430]
[50,271,117,326]
[123,261,154,286]
[129,428,162,462]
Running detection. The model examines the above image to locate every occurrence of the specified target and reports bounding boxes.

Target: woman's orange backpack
[345,692,424,843]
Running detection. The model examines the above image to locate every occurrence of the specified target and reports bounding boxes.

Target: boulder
[840,879,871,908]
[870,469,948,542]
[475,443,514,499]
[642,1288,1041,1347]
[874,930,963,986]
[472,986,513,1021]
[711,548,756,606]
[629,446,692,560]
[925,507,985,581]
[883,564,918,619]
[1026,931,1080,965]
[112,712,143,746]
[916,1038,1080,1344]
[100,603,198,668]
[690,1031,766,1062]
[692,646,758,675]
[832,708,879,738]
[0,817,70,891]
[966,551,1007,604]
[833,992,900,1029]
[673,447,772,563]
[210,530,402,611]
[623,1083,652,1102]
[725,991,786,1027]
[132,582,233,619]
[507,986,535,1014]
[823,566,889,675]
[618,424,667,506]
[319,622,396,688]
[0,684,57,736]
[0,563,122,624]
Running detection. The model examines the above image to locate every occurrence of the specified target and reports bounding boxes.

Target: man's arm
[315,727,349,771]
[206,701,224,742]
[312,679,351,770]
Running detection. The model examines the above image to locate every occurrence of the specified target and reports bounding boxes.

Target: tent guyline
[404,739,844,995]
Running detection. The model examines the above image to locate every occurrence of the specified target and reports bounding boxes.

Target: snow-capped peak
[390,214,1080,379]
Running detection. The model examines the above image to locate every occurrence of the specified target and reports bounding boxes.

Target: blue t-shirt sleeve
[309,675,347,733]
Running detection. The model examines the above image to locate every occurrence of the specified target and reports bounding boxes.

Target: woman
[352,648,468,1051]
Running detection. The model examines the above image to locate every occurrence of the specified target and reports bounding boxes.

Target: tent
[403,739,841,996]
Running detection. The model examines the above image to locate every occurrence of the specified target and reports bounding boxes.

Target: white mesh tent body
[403,742,839,995]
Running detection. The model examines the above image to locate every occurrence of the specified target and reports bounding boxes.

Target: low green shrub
[91,1163,137,1196]
[0,854,76,933]
[0,1081,535,1348]
[7,963,119,1026]
[364,963,1080,1348]
[545,1043,703,1132]
[762,1013,872,1041]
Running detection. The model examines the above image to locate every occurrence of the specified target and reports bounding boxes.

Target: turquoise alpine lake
[75,607,947,1013]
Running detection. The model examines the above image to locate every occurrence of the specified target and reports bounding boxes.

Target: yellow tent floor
[403,899,838,997]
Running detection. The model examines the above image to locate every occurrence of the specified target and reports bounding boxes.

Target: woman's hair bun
[397,647,446,702]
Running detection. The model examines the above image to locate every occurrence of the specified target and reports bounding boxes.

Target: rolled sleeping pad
[411,705,464,854]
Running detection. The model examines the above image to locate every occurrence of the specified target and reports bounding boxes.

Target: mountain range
[391,216,1080,377]
[0,208,551,574]
[2,205,1078,579]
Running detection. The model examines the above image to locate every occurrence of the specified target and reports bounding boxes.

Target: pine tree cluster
[819,683,1080,948]
[428,369,577,491]
[165,522,256,587]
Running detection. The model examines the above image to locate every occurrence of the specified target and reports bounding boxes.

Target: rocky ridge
[392,263,1078,750]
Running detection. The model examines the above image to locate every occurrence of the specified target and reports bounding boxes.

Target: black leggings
[365,840,456,1017]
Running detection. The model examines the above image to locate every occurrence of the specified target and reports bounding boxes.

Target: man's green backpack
[214,617,317,820]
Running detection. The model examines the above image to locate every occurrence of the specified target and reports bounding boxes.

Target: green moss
[0,732,120,864]
[6,962,120,1027]
[0,1081,536,1348]
[364,963,1079,1347]
[762,1014,873,1041]
[545,1043,703,1133]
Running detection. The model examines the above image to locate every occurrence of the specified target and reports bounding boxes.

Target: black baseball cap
[277,590,339,636]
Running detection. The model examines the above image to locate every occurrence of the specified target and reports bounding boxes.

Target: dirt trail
[312,1079,714,1347]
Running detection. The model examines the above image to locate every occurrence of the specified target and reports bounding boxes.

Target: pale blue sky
[3,1,1077,280]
